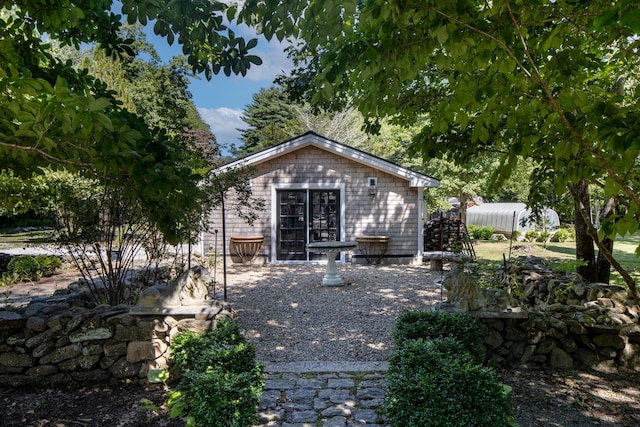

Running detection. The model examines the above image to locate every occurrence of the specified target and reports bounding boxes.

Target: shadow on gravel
[224,264,440,363]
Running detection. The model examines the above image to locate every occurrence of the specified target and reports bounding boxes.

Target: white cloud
[244,38,293,82]
[198,107,246,152]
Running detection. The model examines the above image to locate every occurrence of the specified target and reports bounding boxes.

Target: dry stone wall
[478,256,640,372]
[0,295,232,387]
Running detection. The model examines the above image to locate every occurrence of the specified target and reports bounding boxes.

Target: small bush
[538,231,551,242]
[524,230,539,242]
[35,255,62,277]
[467,225,495,240]
[7,255,41,281]
[385,339,512,427]
[0,271,21,286]
[392,310,484,364]
[169,318,264,427]
[511,230,522,241]
[552,228,570,243]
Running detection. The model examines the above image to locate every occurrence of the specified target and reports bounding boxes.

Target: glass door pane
[277,190,307,260]
[309,190,340,261]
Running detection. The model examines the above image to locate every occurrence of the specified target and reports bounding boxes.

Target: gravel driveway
[222,263,441,363]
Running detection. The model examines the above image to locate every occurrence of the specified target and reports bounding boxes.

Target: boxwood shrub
[393,310,484,364]
[386,311,513,426]
[169,318,264,427]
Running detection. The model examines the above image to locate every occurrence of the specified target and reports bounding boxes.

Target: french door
[276,189,341,261]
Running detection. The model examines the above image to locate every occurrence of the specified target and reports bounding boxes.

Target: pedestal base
[321,250,344,286]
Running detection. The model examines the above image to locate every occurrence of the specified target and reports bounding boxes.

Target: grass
[0,229,56,250]
[472,234,640,289]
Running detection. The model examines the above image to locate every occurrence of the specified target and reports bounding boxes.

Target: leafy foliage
[238,0,640,295]
[0,0,263,245]
[386,313,512,427]
[236,85,368,156]
[467,225,496,241]
[169,318,264,427]
[34,254,62,277]
[7,255,40,281]
[393,310,484,364]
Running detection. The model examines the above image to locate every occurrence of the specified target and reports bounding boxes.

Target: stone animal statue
[137,266,214,308]
[442,270,485,311]
[482,288,514,310]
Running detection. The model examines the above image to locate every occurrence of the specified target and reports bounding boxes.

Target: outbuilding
[466,203,560,235]
[202,132,440,264]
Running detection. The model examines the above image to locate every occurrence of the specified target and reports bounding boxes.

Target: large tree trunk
[571,179,597,282]
[596,196,615,284]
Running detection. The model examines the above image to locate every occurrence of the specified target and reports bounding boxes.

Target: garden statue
[442,268,485,311]
[438,261,518,314]
[136,266,214,308]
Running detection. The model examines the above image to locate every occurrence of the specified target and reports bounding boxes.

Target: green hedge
[392,310,484,364]
[385,311,513,427]
[169,318,264,427]
[467,225,495,240]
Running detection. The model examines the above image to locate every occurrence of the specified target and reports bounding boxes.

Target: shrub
[385,339,512,427]
[7,255,41,281]
[0,271,21,287]
[392,311,484,364]
[467,225,495,240]
[538,231,551,242]
[169,318,264,427]
[552,228,570,243]
[35,255,62,277]
[524,230,539,242]
[511,230,522,241]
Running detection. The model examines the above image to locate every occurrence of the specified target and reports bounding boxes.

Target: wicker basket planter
[356,236,390,265]
[230,236,264,264]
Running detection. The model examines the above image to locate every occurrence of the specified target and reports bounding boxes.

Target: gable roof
[216,131,440,188]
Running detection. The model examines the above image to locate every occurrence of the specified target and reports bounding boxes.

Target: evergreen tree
[237,86,298,156]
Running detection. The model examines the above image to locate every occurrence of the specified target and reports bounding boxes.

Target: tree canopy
[1,0,264,243]
[236,85,367,156]
[239,0,640,293]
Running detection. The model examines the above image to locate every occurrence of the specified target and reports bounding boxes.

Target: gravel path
[222,263,441,363]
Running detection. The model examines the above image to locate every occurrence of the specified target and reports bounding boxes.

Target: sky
[145,25,293,153]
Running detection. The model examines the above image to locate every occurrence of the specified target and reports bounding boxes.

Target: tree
[237,85,367,155]
[1,0,264,242]
[238,0,640,296]
[237,86,299,155]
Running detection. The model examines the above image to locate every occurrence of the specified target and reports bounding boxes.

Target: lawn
[472,233,640,288]
[0,228,56,250]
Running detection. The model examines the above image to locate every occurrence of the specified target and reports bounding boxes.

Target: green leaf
[619,8,640,33]
[147,369,170,383]
[436,26,449,44]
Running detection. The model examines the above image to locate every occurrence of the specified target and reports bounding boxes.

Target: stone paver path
[257,362,390,427]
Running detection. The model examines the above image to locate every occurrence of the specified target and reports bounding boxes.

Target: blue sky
[144,24,293,153]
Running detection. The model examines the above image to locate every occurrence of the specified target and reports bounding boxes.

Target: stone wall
[0,296,232,387]
[477,256,640,372]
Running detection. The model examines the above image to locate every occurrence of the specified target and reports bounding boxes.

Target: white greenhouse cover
[466,203,560,234]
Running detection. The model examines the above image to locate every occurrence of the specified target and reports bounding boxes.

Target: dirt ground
[1,366,639,426]
[1,269,640,426]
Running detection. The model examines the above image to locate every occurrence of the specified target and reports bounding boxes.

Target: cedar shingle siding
[202,133,439,264]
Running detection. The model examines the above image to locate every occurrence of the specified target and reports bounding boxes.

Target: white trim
[270,183,347,264]
[215,133,440,188]
[416,187,424,263]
